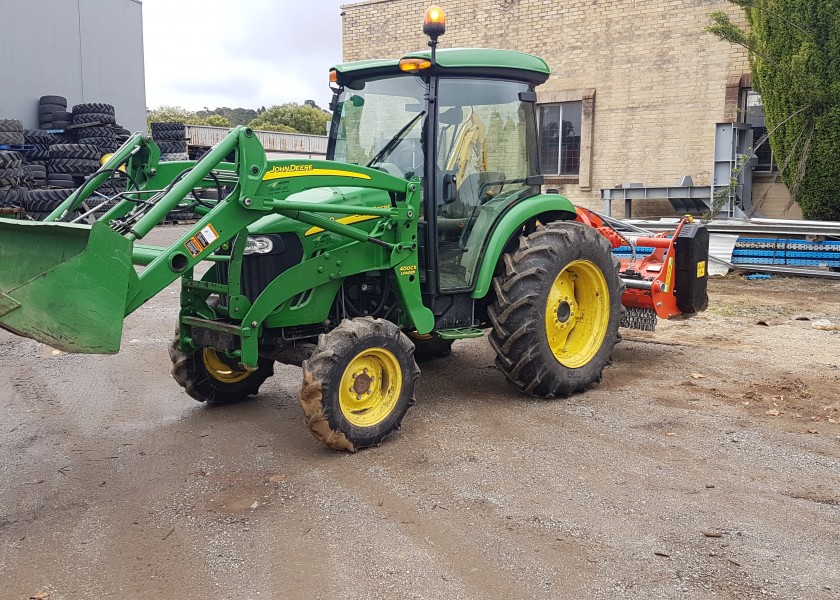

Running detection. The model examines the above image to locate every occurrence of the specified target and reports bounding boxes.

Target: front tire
[169,334,275,405]
[298,317,420,452]
[488,221,623,397]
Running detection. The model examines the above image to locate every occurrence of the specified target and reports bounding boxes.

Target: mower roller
[0,6,708,452]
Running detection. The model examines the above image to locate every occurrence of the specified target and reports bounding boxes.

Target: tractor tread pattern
[48,158,100,174]
[157,140,187,154]
[24,189,75,213]
[0,151,23,168]
[0,131,25,145]
[0,188,26,209]
[39,95,67,107]
[487,221,624,398]
[0,119,24,133]
[72,103,115,116]
[169,333,274,405]
[299,317,420,452]
[49,144,101,160]
[71,113,117,125]
[76,127,115,139]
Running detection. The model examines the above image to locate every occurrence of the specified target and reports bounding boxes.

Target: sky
[141,0,345,112]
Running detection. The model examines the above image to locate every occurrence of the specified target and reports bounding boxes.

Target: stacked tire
[0,119,24,146]
[113,126,131,146]
[23,129,55,168]
[72,103,117,153]
[0,150,26,209]
[24,188,78,221]
[151,122,188,161]
[23,164,47,187]
[48,144,100,185]
[152,122,192,221]
[0,151,24,186]
[39,96,71,130]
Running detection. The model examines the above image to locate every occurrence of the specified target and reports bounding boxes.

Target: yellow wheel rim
[203,349,252,384]
[544,259,610,368]
[338,347,403,427]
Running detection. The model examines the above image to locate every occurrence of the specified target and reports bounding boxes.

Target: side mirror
[442,172,457,204]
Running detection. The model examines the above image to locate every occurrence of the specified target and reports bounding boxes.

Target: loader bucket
[0,220,134,354]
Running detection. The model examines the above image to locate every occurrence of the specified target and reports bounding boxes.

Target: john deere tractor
[0,7,708,451]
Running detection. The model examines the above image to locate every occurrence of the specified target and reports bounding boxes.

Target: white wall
[0,0,147,133]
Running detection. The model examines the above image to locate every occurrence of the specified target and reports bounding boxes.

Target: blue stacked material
[732,237,840,268]
[612,246,656,258]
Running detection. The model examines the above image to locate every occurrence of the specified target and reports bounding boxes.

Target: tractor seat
[441,171,505,219]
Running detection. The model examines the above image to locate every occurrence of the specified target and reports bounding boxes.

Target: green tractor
[0,8,707,451]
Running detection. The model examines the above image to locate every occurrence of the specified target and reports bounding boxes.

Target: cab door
[433,77,541,293]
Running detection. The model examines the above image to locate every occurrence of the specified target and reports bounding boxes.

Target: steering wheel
[387,137,424,176]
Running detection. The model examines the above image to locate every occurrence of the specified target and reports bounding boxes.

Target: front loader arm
[0,126,432,358]
[126,130,427,313]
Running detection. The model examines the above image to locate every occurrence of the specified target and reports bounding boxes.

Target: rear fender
[471,193,577,299]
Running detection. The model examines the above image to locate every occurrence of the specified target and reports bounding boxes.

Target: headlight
[244,236,274,255]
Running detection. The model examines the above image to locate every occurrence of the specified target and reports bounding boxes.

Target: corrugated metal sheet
[709,234,739,276]
[185,126,328,156]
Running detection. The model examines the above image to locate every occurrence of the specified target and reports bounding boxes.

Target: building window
[742,91,777,173]
[539,101,582,176]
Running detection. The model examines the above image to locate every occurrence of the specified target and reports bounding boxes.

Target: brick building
[341,0,797,219]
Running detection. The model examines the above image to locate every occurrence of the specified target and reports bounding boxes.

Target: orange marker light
[423,5,446,39]
[329,69,338,83]
[399,58,433,72]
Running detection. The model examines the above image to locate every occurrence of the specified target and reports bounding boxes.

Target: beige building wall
[753,177,802,219]
[341,0,795,218]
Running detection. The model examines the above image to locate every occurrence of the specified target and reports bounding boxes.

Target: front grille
[216,233,304,303]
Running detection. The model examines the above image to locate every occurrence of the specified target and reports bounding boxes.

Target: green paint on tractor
[0,18,706,452]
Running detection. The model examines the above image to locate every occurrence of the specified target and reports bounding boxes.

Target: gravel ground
[1,226,839,600]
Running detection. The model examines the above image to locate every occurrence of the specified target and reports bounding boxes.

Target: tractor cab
[327,46,550,325]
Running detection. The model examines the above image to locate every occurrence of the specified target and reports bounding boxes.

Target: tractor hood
[247,185,395,235]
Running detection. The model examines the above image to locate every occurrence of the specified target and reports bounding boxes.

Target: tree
[708,1,840,220]
[147,106,230,128]
[196,107,258,126]
[146,106,200,125]
[203,114,232,127]
[254,123,299,133]
[248,103,330,135]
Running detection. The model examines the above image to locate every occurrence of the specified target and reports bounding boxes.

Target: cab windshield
[329,75,427,179]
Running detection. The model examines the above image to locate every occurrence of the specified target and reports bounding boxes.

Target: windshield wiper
[366,111,426,168]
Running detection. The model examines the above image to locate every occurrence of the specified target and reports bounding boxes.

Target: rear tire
[169,333,274,405]
[299,317,419,451]
[24,189,74,213]
[0,151,22,168]
[39,95,67,107]
[0,119,23,132]
[0,131,25,145]
[488,221,623,397]
[71,112,116,125]
[72,103,115,115]
[157,140,187,154]
[0,188,26,209]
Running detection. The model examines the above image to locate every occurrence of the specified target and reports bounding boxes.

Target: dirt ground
[1,226,839,600]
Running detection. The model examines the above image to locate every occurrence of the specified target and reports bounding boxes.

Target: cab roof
[332,48,551,86]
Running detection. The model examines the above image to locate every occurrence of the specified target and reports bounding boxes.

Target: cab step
[436,327,485,340]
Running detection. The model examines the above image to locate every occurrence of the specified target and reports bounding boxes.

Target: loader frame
[0,126,436,366]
